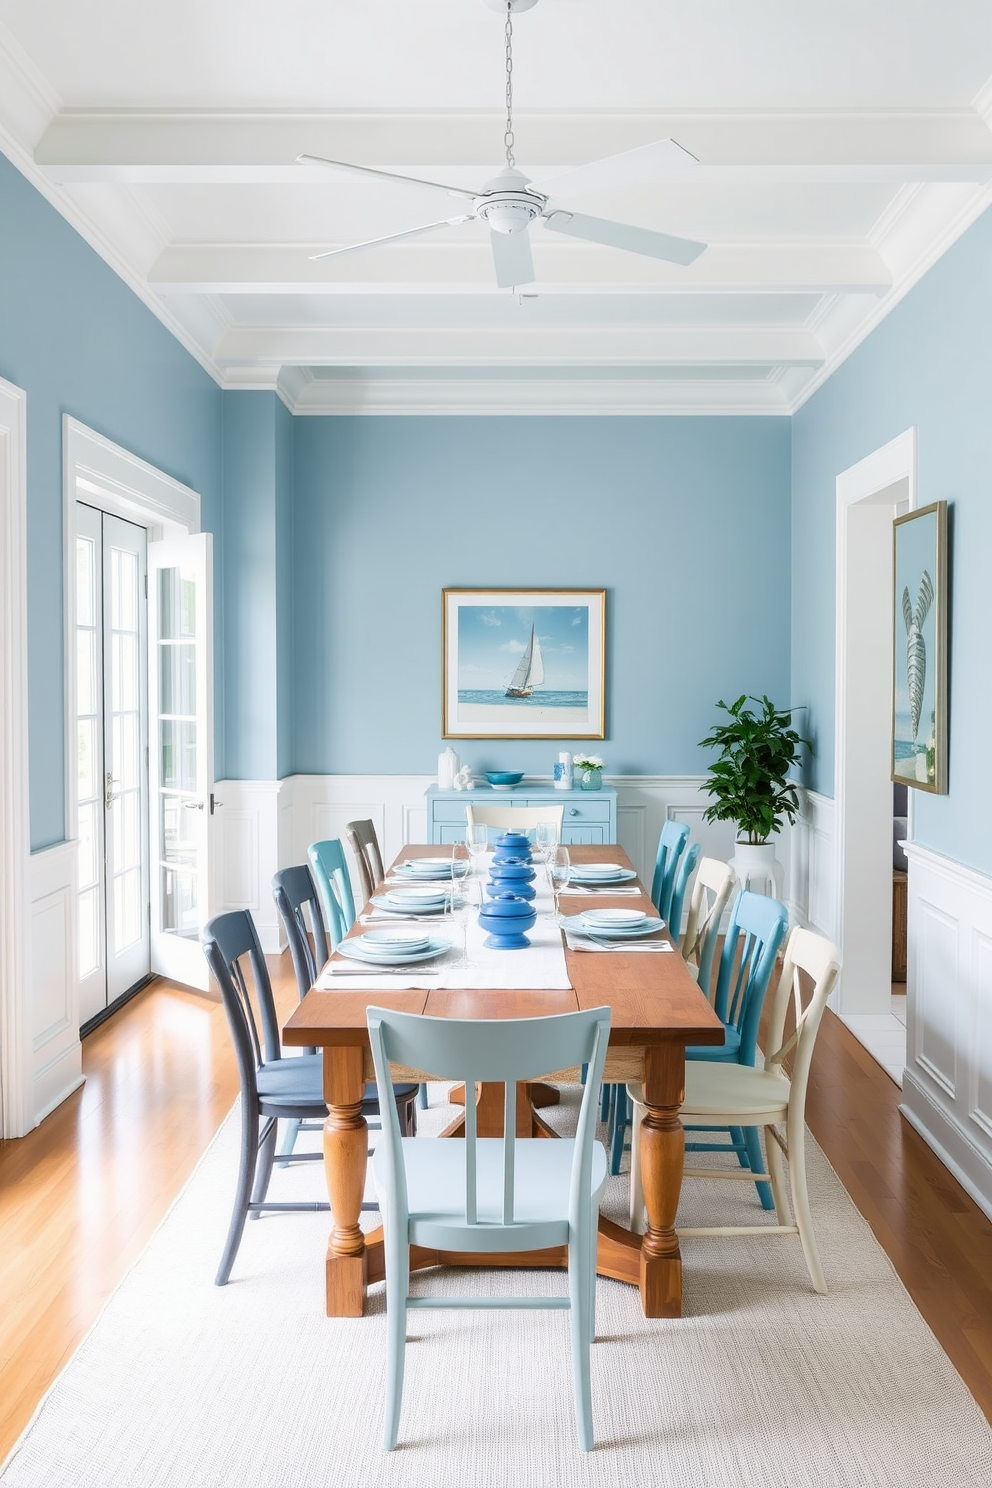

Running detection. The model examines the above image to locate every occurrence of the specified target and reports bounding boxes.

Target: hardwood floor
[1,961,991,1463]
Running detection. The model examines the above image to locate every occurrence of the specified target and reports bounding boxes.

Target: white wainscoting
[792,789,838,941]
[900,842,992,1223]
[29,841,83,1126]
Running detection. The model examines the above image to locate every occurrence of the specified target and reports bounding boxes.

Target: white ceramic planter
[728,840,785,901]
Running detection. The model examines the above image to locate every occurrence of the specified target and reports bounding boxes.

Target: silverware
[362,913,447,924]
[322,960,442,978]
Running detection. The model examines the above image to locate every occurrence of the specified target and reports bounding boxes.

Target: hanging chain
[503,1,515,170]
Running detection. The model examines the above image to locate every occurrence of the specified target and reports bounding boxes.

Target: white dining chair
[464,803,564,838]
[366,1004,611,1452]
[681,855,738,997]
[631,925,841,1292]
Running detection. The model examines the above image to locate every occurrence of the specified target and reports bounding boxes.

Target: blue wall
[792,203,992,873]
[0,152,223,850]
[292,415,792,777]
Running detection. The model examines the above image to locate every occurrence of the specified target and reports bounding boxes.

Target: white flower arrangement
[572,753,604,771]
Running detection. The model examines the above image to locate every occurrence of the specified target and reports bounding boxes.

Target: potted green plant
[698,694,812,894]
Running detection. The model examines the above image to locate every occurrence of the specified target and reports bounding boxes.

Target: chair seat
[682,1061,791,1122]
[257,1057,414,1109]
[373,1136,608,1254]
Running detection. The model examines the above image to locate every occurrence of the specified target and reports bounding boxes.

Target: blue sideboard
[426,782,618,845]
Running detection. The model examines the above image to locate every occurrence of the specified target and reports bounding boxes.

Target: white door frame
[63,418,202,1014]
[0,377,30,1139]
[834,427,917,1014]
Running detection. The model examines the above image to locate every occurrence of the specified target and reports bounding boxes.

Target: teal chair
[650,818,690,920]
[666,840,700,943]
[366,1005,612,1453]
[306,838,356,948]
[626,889,791,1227]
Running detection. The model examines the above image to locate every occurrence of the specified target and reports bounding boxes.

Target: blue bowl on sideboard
[485,770,524,787]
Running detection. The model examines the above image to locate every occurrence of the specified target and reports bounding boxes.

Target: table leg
[322,1046,369,1317]
[638,1043,686,1318]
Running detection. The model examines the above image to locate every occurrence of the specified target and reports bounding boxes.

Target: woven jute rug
[3,1086,990,1488]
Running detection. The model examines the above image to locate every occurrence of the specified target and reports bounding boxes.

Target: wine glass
[467,822,489,881]
[534,819,559,883]
[447,842,473,965]
[549,845,571,922]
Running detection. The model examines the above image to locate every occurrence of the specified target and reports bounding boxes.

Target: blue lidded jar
[492,830,533,863]
[478,889,537,949]
[486,858,536,900]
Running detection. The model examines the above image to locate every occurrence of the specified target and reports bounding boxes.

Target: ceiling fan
[299,0,706,288]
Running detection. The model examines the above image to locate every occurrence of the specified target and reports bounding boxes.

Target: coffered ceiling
[2,0,992,413]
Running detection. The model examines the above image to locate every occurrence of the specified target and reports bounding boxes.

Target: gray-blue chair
[366,1004,611,1453]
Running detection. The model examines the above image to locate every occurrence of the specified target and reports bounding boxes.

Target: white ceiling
[2,0,992,414]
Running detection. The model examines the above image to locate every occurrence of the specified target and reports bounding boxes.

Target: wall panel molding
[29,842,82,1127]
[901,842,992,1222]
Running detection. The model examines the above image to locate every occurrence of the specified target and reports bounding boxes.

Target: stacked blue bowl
[478,831,538,948]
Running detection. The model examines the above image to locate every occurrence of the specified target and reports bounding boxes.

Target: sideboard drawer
[550,799,613,825]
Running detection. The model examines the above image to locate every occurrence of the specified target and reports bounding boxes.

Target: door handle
[182,799,205,811]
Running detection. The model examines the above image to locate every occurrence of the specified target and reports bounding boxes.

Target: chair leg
[215,1101,259,1286]
[787,1113,827,1295]
[382,1224,410,1451]
[599,1081,614,1124]
[417,1083,429,1110]
[275,1117,301,1167]
[609,1090,630,1176]
[628,1096,646,1234]
[741,1126,775,1210]
[765,1124,791,1225]
[248,1118,278,1217]
[567,1220,595,1452]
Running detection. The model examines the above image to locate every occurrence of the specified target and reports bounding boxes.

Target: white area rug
[4,1088,991,1488]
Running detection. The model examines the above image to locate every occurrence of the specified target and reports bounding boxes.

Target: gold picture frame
[891,501,948,793]
[442,588,606,740]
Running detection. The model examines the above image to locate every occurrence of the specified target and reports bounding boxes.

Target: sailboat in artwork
[505,624,545,698]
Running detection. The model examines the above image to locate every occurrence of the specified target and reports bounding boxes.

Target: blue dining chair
[650,819,690,921]
[272,865,418,1148]
[624,890,790,1223]
[366,1004,612,1453]
[666,840,701,942]
[307,838,356,948]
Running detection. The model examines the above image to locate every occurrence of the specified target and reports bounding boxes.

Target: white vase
[729,840,784,901]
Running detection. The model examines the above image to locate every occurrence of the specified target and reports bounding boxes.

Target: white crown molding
[284,374,792,416]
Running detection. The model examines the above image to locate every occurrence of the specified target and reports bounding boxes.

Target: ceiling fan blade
[530,138,698,201]
[310,215,473,262]
[298,153,480,203]
[542,210,706,267]
[490,228,536,289]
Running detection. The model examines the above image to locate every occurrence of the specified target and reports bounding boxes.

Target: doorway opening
[834,428,916,1083]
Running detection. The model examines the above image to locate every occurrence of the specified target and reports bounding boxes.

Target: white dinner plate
[359,929,432,953]
[393,861,454,880]
[579,908,648,929]
[374,892,448,915]
[566,867,638,885]
[561,913,665,939]
[336,936,451,966]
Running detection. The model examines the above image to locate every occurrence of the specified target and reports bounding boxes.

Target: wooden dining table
[283,843,724,1320]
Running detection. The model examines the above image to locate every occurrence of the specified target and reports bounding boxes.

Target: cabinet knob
[569,808,579,816]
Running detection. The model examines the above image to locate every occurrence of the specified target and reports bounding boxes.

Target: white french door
[75,504,150,1025]
[148,532,215,991]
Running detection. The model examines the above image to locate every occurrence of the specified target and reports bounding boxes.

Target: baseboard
[901,1069,992,1224]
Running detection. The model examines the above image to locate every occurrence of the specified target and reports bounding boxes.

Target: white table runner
[315,875,572,992]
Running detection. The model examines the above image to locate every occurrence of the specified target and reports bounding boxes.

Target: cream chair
[630,925,841,1293]
[464,803,564,837]
[681,855,738,996]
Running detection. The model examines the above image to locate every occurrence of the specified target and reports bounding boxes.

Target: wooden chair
[306,838,356,948]
[344,818,385,905]
[366,1004,611,1452]
[464,803,564,839]
[201,909,331,1285]
[672,926,841,1293]
[627,889,790,1228]
[681,855,738,997]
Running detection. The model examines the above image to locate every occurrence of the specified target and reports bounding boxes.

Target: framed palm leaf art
[891,501,948,793]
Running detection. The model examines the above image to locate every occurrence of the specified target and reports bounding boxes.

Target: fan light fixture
[300,0,706,288]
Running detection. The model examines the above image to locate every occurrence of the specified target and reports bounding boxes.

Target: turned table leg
[322,1046,369,1317]
[638,1043,686,1318]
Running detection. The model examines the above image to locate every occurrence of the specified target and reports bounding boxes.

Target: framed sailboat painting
[442,588,606,740]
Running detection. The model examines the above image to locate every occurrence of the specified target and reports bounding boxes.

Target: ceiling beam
[209,323,824,369]
[34,110,992,185]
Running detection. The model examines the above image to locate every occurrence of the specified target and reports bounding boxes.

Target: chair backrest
[763,926,841,1113]
[464,804,565,839]
[650,820,690,919]
[201,910,280,1102]
[666,841,700,939]
[273,864,330,1000]
[367,1006,611,1229]
[712,890,790,1065]
[681,855,738,998]
[344,819,386,905]
[307,838,356,948]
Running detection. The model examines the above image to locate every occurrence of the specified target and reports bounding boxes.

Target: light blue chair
[666,840,700,943]
[626,889,791,1226]
[366,1005,612,1453]
[650,818,690,921]
[306,838,356,949]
